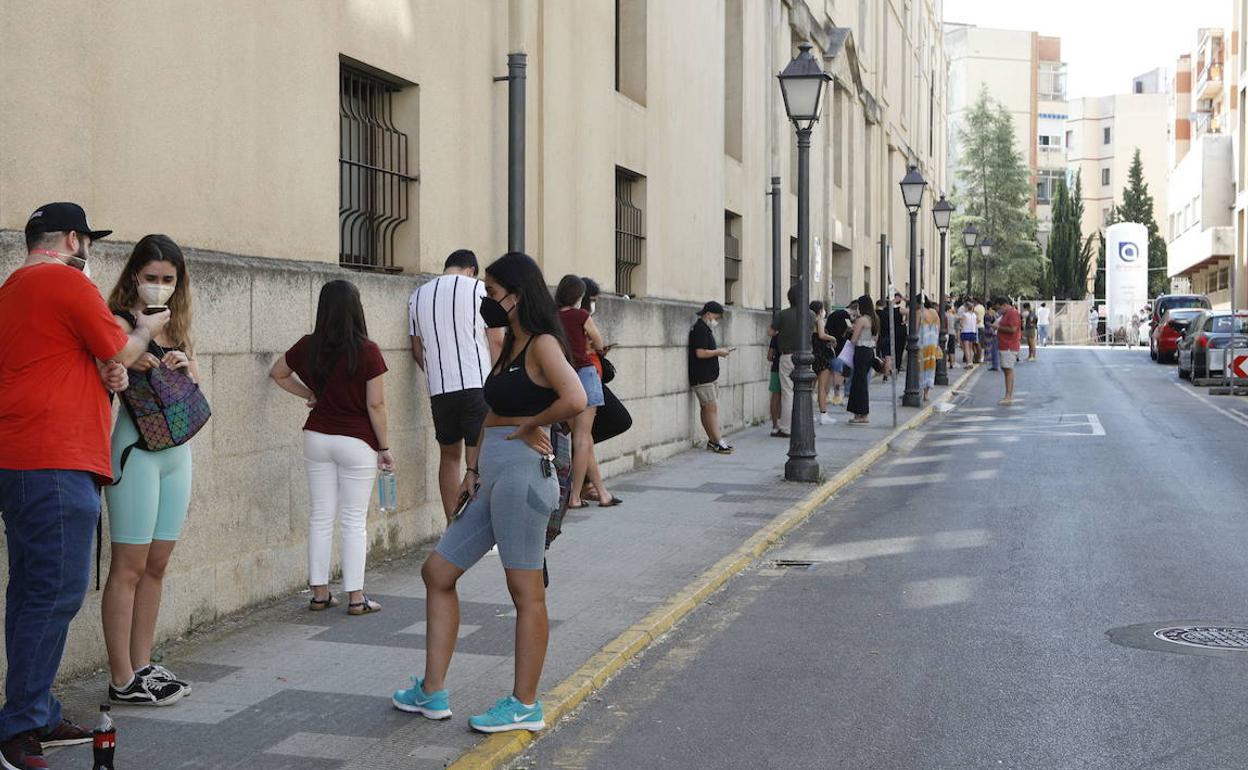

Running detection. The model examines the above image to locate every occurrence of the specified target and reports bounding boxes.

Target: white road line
[1086,414,1106,436]
[1173,382,1248,429]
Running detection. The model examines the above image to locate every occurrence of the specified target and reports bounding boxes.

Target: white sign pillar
[1105,222,1149,338]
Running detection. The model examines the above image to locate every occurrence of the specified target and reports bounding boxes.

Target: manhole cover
[1153,626,1248,650]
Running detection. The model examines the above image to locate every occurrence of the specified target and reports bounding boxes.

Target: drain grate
[771,559,815,570]
[1153,626,1248,650]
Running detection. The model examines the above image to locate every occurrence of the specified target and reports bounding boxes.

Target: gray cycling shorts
[435,426,559,571]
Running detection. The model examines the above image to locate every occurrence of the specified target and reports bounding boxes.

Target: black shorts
[430,389,488,446]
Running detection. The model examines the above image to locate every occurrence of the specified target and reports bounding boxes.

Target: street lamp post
[900,165,927,408]
[777,42,830,483]
[980,237,994,300]
[962,223,978,299]
[933,195,955,386]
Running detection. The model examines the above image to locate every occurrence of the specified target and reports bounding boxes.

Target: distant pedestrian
[827,303,854,405]
[960,302,978,368]
[994,296,1022,405]
[1129,312,1143,347]
[578,277,631,501]
[892,293,907,372]
[983,304,999,371]
[1036,302,1052,347]
[974,298,986,363]
[846,295,879,425]
[689,301,734,451]
[876,298,893,380]
[918,297,940,401]
[1022,302,1038,360]
[409,250,502,521]
[557,275,619,508]
[943,301,959,369]
[1088,306,1099,344]
[767,335,781,433]
[769,286,815,436]
[1,203,165,770]
[396,252,587,735]
[811,301,837,425]
[271,280,392,616]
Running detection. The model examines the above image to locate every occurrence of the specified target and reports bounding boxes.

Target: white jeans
[303,431,377,592]
[779,353,795,430]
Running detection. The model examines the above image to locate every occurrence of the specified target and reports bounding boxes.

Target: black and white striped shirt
[408,274,491,396]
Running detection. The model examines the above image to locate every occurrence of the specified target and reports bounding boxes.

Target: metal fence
[1015,298,1151,346]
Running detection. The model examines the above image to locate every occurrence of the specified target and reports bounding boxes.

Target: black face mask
[480,296,513,328]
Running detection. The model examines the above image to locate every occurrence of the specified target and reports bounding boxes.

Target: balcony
[1196,63,1224,100]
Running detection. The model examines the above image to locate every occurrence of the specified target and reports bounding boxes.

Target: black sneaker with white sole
[109,675,188,707]
[136,664,191,694]
[705,441,734,454]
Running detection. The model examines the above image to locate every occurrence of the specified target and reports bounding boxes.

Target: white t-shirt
[408,274,491,396]
[1036,306,1051,326]
[961,310,979,335]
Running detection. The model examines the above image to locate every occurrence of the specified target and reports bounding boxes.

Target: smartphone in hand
[142,305,169,315]
[452,484,478,520]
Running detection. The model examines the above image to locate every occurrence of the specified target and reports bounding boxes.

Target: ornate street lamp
[899,165,927,408]
[777,42,830,483]
[932,195,955,385]
[962,222,979,299]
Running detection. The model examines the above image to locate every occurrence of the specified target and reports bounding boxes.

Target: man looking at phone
[0,202,171,770]
[768,285,816,438]
[409,249,505,521]
[688,301,733,454]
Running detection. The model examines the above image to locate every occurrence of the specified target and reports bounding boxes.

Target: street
[517,347,1248,770]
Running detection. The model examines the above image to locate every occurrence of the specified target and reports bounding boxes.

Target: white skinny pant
[303,430,377,592]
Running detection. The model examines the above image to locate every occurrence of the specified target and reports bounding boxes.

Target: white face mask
[589,301,597,315]
[707,318,719,329]
[138,283,175,307]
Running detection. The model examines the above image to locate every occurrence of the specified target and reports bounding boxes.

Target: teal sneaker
[468,695,545,733]
[391,677,451,719]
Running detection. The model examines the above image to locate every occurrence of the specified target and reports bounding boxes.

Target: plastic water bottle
[93,704,115,770]
[377,470,397,513]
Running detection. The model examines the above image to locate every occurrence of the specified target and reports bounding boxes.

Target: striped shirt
[408,274,491,396]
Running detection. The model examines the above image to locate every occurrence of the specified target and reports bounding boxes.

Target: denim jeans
[0,469,100,740]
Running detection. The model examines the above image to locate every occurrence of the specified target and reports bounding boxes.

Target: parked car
[1149,294,1210,359]
[1152,308,1205,364]
[1176,311,1248,379]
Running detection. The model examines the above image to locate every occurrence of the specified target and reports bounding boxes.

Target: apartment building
[1233,0,1248,310]
[944,24,1067,239]
[0,0,948,679]
[1167,27,1240,305]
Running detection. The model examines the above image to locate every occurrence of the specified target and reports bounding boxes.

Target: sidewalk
[48,367,970,770]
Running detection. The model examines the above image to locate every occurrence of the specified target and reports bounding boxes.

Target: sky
[943,0,1232,98]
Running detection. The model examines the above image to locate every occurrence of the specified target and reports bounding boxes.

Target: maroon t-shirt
[559,307,592,368]
[284,335,389,448]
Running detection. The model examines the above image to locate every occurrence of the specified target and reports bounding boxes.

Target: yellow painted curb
[449,366,979,770]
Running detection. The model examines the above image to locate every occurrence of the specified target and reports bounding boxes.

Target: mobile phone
[601,342,616,353]
[142,305,169,315]
[452,484,478,520]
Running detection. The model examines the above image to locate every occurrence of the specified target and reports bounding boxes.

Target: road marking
[1172,383,1248,429]
[890,453,952,465]
[937,413,1105,437]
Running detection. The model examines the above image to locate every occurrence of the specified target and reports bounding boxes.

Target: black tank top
[484,336,558,417]
[115,310,183,358]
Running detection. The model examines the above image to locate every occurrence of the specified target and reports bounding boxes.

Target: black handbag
[592,386,632,443]
[600,355,616,384]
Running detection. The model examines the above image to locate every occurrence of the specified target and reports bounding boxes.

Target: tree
[951,87,1043,298]
[1114,149,1169,297]
[1094,205,1120,299]
[1045,172,1096,299]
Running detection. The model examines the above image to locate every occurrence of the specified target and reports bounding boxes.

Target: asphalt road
[516,347,1248,770]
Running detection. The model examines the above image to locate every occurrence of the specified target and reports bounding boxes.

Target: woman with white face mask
[101,234,200,707]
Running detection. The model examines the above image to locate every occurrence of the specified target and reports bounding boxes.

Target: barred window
[339,63,417,272]
[724,211,742,305]
[615,168,645,296]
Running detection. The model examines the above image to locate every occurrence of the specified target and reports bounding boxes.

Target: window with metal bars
[615,168,644,296]
[339,63,417,272]
[724,211,741,304]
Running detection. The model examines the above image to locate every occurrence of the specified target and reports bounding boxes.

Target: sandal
[308,593,339,611]
[598,496,623,508]
[347,595,382,615]
[567,501,590,510]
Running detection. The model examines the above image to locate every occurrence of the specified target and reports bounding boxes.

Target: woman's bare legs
[505,568,548,705]
[421,553,466,692]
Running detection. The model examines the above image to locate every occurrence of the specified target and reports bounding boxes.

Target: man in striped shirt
[409,250,503,520]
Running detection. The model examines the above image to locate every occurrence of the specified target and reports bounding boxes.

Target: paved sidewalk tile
[48,371,955,769]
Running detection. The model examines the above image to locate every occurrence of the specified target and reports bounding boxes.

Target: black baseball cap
[699,301,725,316]
[25,202,112,242]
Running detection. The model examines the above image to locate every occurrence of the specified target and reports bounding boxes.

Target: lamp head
[778,42,832,130]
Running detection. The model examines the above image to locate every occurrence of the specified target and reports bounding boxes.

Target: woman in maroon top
[556,275,619,508]
[270,280,393,615]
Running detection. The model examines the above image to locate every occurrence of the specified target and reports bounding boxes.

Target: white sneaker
[819,412,837,425]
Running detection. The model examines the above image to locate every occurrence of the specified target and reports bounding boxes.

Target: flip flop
[568,501,590,510]
[598,497,623,508]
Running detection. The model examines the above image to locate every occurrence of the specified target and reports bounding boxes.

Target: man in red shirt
[0,203,169,770]
[994,296,1022,406]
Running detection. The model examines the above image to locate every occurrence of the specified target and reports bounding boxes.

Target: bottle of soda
[93,704,115,770]
[377,469,397,513]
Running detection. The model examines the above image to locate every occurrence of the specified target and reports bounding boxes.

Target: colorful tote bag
[118,364,212,457]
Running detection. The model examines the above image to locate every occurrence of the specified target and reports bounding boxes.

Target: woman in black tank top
[405,252,587,732]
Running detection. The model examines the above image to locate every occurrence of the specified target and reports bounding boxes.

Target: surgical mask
[707,318,719,329]
[589,301,597,315]
[480,296,513,328]
[31,247,88,272]
[138,283,175,307]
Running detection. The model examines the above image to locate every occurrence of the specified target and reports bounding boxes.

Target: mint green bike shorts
[104,408,193,544]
